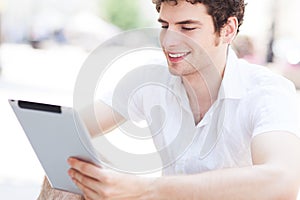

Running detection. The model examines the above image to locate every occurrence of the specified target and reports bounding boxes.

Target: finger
[68,158,109,183]
[72,177,101,200]
[68,168,106,194]
[68,158,99,178]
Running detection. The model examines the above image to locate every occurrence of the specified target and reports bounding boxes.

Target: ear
[220,17,238,44]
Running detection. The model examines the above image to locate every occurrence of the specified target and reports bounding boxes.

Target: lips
[167,51,190,63]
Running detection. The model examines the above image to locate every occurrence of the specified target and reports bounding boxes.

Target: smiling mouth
[167,52,190,62]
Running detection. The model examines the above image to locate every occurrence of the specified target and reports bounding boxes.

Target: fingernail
[67,158,72,165]
[68,169,73,177]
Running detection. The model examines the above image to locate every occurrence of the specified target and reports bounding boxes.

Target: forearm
[150,165,298,200]
[79,101,126,138]
[37,176,84,200]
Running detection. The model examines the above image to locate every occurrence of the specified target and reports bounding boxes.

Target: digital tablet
[8,99,101,194]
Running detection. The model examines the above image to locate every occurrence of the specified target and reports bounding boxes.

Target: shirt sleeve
[97,64,171,123]
[250,81,300,138]
[97,69,146,123]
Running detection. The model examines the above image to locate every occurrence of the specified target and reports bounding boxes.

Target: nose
[160,29,182,50]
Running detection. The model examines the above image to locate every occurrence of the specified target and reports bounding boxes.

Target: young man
[38,0,300,199]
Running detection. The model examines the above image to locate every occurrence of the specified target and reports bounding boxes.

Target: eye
[182,27,196,31]
[161,25,169,29]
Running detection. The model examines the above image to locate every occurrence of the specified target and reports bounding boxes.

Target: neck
[182,65,223,105]
[181,52,226,122]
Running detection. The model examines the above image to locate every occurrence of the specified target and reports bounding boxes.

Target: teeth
[169,52,188,58]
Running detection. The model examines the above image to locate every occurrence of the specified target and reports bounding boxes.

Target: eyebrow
[158,18,203,25]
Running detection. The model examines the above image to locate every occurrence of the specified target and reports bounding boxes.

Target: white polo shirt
[100,48,299,175]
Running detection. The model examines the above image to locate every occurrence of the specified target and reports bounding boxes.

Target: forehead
[159,1,210,23]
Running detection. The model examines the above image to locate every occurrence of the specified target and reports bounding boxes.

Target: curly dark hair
[152,0,246,34]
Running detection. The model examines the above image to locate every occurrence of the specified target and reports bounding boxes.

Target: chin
[168,65,184,76]
[169,71,181,76]
[168,63,196,77]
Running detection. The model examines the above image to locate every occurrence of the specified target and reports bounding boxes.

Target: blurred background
[0,0,299,199]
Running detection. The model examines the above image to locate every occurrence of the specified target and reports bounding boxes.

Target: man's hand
[67,158,155,200]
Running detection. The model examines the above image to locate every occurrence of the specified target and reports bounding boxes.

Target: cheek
[186,31,209,49]
[188,37,209,54]
[191,34,220,51]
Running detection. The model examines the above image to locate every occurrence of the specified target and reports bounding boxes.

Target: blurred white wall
[1,0,99,42]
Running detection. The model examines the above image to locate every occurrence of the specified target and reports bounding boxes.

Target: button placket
[175,158,186,174]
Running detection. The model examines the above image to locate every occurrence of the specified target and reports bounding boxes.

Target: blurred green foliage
[102,0,145,30]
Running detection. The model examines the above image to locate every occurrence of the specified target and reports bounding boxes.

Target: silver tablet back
[9,99,101,194]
